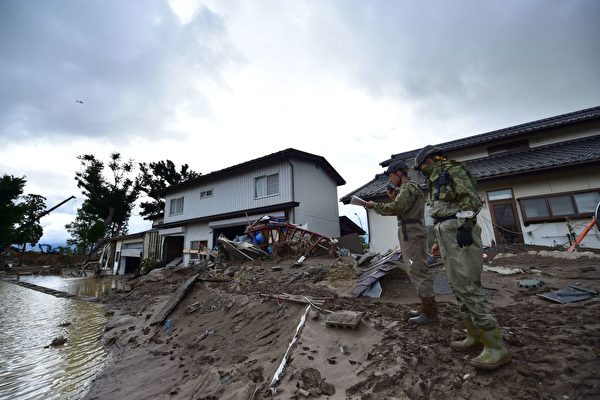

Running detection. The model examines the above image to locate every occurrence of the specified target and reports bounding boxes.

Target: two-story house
[155,148,346,266]
[341,106,600,253]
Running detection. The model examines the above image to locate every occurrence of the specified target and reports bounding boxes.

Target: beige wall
[479,166,600,249]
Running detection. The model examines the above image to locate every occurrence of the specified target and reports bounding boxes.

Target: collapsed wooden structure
[245,216,339,258]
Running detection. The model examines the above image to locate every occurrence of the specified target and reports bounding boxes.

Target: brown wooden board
[149,273,199,326]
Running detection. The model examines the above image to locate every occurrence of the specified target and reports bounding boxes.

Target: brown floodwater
[0,276,122,399]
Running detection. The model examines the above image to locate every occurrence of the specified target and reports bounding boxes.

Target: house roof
[381,105,600,167]
[106,229,157,242]
[339,216,366,236]
[162,148,346,196]
[340,134,600,203]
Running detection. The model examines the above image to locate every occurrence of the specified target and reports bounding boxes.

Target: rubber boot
[470,326,512,370]
[408,297,438,325]
[450,319,482,352]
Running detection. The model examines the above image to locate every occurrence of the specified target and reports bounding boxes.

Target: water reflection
[20,275,128,298]
[0,276,114,400]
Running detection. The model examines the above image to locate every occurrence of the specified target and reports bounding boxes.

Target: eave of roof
[339,215,366,235]
[161,148,346,196]
[107,229,157,242]
[341,134,600,203]
[381,105,600,167]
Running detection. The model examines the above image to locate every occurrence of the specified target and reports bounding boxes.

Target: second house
[153,148,346,266]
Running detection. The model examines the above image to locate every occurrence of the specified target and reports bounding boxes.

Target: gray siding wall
[163,161,292,224]
[291,159,341,237]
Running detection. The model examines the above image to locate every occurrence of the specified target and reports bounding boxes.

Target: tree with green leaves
[138,160,199,219]
[15,194,47,253]
[74,153,140,238]
[0,175,27,252]
[65,208,105,255]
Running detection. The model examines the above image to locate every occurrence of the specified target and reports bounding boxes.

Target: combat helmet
[413,145,443,170]
[385,160,409,175]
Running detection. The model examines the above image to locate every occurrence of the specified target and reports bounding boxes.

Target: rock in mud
[45,336,68,348]
[320,380,335,395]
[300,368,322,390]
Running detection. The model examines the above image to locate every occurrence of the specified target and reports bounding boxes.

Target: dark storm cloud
[319,0,600,130]
[0,0,241,140]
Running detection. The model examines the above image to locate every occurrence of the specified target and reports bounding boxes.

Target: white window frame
[200,189,213,199]
[255,173,279,198]
[169,196,184,216]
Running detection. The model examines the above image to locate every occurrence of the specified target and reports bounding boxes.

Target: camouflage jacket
[374,180,425,222]
[425,160,482,227]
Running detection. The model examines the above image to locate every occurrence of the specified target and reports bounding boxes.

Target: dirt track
[85,249,600,399]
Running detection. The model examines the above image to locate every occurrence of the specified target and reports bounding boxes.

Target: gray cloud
[303,0,600,132]
[0,0,242,140]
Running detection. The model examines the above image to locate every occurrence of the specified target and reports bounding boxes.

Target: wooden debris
[0,279,96,302]
[325,311,364,329]
[217,235,267,261]
[261,293,329,308]
[246,218,339,259]
[166,256,183,268]
[184,302,201,314]
[149,274,199,326]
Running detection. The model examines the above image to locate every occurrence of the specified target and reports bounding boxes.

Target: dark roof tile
[341,135,600,203]
[381,105,600,167]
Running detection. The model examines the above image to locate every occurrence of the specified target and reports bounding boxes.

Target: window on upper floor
[200,189,213,199]
[169,196,184,216]
[255,173,279,198]
[487,139,529,156]
[519,189,600,224]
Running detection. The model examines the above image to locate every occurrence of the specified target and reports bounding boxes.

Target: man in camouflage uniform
[365,160,437,325]
[414,145,511,370]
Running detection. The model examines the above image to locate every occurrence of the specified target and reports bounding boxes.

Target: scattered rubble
[484,265,524,275]
[84,246,600,400]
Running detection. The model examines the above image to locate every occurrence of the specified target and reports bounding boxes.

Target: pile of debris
[217,234,269,261]
[246,216,339,258]
[216,215,340,263]
[352,249,404,298]
[324,260,358,282]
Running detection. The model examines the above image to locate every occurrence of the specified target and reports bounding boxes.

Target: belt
[398,218,422,241]
[433,215,457,225]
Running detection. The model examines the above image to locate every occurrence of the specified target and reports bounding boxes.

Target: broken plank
[261,293,327,307]
[149,274,200,326]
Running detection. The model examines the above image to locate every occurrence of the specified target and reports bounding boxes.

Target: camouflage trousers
[434,219,498,329]
[398,225,434,299]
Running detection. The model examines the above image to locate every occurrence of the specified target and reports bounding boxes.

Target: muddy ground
[0,251,83,274]
[85,247,600,400]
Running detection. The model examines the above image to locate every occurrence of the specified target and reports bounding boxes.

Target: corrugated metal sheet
[121,248,142,257]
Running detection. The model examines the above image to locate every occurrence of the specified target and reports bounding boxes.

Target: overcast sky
[1,0,599,246]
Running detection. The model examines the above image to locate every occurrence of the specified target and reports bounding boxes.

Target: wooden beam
[149,274,199,326]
